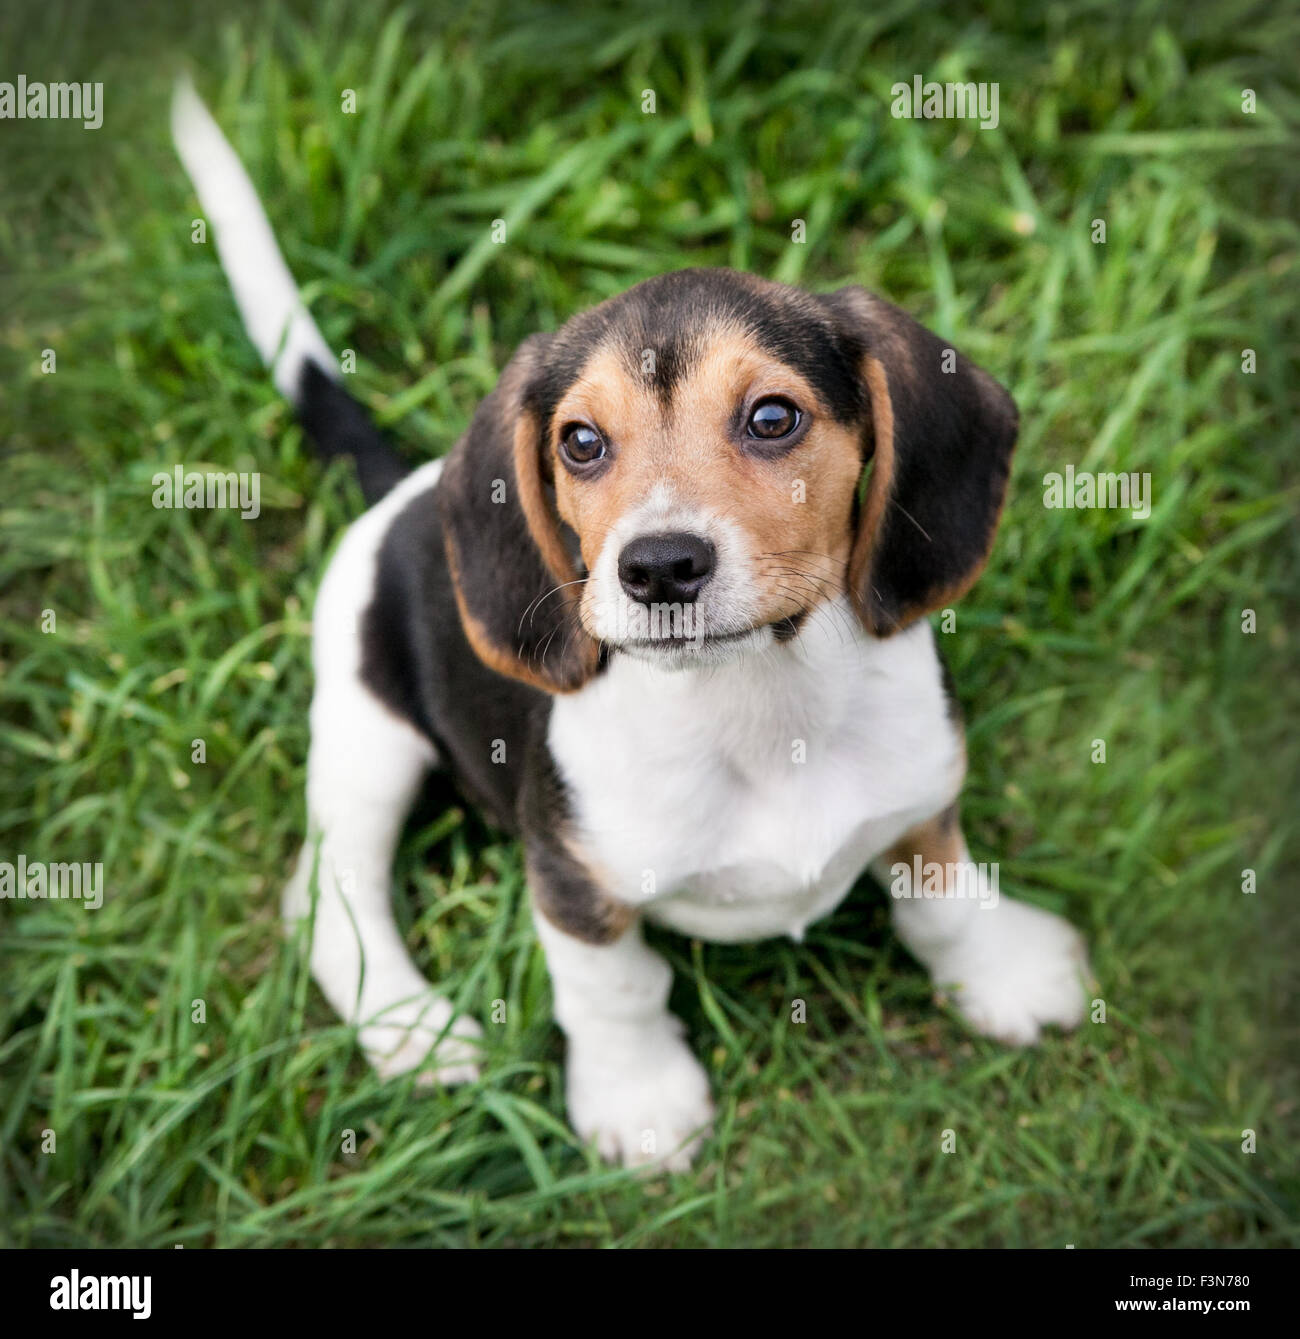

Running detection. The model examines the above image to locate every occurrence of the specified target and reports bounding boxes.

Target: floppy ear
[820,287,1018,637]
[437,334,599,693]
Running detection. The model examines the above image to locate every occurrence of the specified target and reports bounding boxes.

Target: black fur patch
[821,287,1019,635]
[296,361,410,505]
[519,711,631,946]
[932,635,964,727]
[525,268,867,429]
[360,477,547,833]
[437,334,596,694]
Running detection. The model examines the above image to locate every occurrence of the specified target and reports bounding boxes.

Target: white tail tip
[170,72,337,400]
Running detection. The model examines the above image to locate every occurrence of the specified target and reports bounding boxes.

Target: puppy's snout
[618,532,716,606]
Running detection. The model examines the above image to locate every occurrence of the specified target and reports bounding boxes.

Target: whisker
[517,576,588,636]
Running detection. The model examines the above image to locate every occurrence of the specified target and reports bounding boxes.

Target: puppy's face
[538,278,868,666]
[439,268,1019,693]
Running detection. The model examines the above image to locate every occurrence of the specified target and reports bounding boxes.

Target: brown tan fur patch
[528,846,637,947]
[882,803,966,872]
[847,355,896,621]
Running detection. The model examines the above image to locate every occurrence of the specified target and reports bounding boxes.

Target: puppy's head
[439,269,1017,692]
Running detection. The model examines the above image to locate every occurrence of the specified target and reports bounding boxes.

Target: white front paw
[360,993,483,1086]
[929,900,1091,1046]
[566,1021,714,1171]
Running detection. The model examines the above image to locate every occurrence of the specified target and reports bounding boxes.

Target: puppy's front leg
[876,807,1092,1045]
[532,906,713,1171]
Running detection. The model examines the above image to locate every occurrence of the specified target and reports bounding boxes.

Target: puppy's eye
[560,423,607,467]
[746,397,801,440]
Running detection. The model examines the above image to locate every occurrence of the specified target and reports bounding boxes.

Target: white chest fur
[548,602,966,943]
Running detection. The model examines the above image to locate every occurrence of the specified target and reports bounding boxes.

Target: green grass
[2,0,1298,1247]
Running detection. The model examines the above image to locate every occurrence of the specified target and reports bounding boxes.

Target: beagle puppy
[174,80,1090,1170]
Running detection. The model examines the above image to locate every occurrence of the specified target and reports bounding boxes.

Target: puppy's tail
[170,73,408,505]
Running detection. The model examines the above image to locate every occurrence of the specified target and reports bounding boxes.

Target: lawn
[1,0,1297,1247]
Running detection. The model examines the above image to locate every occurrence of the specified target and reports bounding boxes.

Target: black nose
[618,532,716,605]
